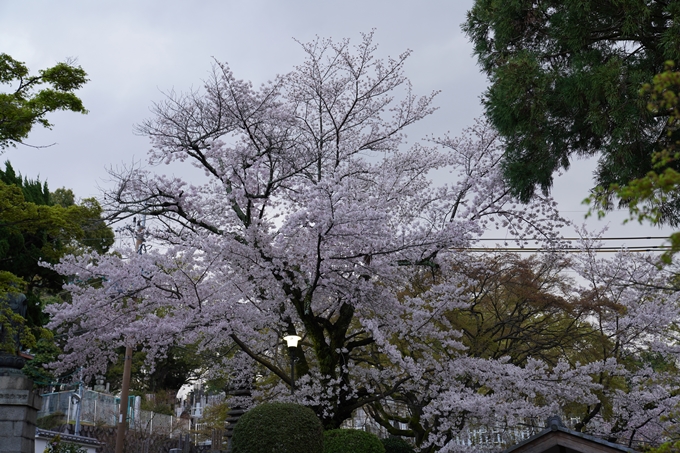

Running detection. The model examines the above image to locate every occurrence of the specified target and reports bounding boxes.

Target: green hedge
[323,429,385,453]
[232,402,323,453]
[381,437,415,453]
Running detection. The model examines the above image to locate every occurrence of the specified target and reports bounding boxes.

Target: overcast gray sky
[0,1,672,249]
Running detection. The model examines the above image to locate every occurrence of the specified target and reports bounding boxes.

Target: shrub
[324,429,385,453]
[381,437,415,453]
[194,401,230,448]
[36,411,66,430]
[44,434,87,453]
[232,402,323,453]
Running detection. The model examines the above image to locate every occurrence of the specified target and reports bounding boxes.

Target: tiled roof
[35,429,103,446]
[501,416,638,453]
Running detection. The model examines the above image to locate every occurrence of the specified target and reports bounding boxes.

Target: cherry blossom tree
[355,252,600,452]
[46,33,680,452]
[359,244,680,452]
[565,238,680,448]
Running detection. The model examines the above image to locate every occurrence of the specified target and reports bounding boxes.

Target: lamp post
[115,344,133,453]
[283,332,301,394]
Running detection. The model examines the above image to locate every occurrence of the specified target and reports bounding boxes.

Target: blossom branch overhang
[48,32,680,443]
[229,333,293,386]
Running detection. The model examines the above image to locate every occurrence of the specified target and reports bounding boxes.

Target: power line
[462,246,672,253]
[470,235,675,253]
[477,236,670,241]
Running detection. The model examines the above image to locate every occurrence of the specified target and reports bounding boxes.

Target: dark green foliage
[22,333,62,384]
[323,429,385,453]
[0,161,49,204]
[36,411,66,430]
[381,437,415,453]
[0,162,114,327]
[464,0,680,224]
[232,402,324,453]
[0,162,112,370]
[0,53,88,149]
[585,63,680,262]
[105,343,204,394]
[51,188,75,207]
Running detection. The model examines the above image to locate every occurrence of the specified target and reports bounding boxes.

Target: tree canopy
[47,33,562,435]
[0,53,88,149]
[0,161,113,368]
[46,33,680,451]
[463,0,680,224]
[587,63,680,262]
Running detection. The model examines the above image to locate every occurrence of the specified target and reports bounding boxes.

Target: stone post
[0,358,42,453]
[1,290,41,453]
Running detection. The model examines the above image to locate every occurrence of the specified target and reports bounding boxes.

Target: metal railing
[38,389,190,435]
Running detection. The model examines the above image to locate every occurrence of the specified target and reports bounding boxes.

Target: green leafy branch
[0,53,88,149]
[586,62,680,263]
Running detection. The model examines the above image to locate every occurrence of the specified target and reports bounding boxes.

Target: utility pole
[115,214,146,453]
[114,345,133,453]
[134,215,146,255]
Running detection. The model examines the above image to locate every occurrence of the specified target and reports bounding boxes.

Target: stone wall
[0,374,42,453]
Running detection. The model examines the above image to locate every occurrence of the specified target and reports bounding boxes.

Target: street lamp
[283,331,301,394]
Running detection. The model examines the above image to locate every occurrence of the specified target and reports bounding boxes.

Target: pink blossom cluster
[47,33,680,451]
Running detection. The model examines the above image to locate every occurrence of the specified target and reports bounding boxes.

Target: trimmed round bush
[381,437,415,453]
[323,429,385,453]
[232,402,323,453]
